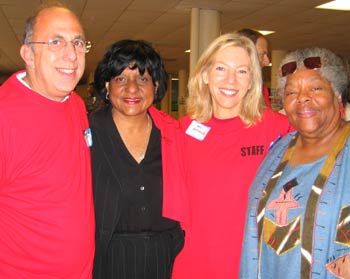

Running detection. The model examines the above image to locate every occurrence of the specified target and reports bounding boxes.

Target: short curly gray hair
[277,47,348,99]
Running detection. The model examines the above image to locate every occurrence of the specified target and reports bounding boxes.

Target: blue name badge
[84,128,93,147]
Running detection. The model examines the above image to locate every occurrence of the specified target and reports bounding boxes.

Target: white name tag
[185,120,211,141]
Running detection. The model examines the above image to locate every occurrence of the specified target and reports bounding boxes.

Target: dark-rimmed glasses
[27,38,92,54]
[281,56,321,77]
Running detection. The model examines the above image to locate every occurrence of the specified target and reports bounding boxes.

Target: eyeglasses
[27,38,92,53]
[281,56,321,77]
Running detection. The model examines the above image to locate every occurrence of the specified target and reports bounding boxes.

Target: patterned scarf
[256,124,350,278]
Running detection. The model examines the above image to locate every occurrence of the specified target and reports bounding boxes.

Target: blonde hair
[186,32,265,125]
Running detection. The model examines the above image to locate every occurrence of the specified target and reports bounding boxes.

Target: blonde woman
[172,33,293,279]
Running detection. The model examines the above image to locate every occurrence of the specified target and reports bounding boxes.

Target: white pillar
[198,9,221,56]
[190,8,221,76]
[190,8,200,77]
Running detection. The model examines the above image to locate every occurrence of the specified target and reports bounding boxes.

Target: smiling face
[203,45,251,119]
[20,7,86,101]
[283,68,341,138]
[107,67,156,118]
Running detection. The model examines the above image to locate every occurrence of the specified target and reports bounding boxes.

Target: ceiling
[0,0,349,83]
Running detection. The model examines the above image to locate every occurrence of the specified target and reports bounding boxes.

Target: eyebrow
[49,33,86,40]
[214,60,250,68]
[285,76,325,87]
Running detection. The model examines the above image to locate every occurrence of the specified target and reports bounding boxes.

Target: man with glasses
[0,3,95,278]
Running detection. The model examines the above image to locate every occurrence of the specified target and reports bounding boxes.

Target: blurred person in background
[238,28,272,107]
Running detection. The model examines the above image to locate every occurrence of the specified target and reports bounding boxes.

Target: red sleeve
[263,85,272,108]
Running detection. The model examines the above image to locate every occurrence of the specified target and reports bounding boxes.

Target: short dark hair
[94,39,168,103]
[237,28,264,44]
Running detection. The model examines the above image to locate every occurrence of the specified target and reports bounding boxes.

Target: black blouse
[90,106,178,234]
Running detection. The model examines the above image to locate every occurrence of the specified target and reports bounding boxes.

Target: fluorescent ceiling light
[258,30,275,36]
[315,0,350,11]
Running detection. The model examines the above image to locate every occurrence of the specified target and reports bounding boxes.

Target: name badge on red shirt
[186,120,211,141]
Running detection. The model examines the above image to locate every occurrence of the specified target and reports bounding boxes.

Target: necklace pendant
[139,154,145,161]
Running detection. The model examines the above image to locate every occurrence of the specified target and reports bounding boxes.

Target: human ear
[202,71,209,84]
[337,94,342,103]
[20,44,35,69]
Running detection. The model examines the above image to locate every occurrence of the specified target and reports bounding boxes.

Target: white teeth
[59,69,74,74]
[221,89,237,96]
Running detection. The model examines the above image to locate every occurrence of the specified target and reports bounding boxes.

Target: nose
[227,70,236,84]
[263,54,270,67]
[125,79,138,93]
[296,88,311,103]
[63,41,78,61]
